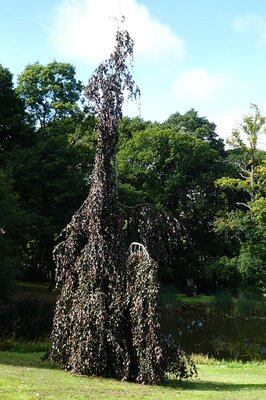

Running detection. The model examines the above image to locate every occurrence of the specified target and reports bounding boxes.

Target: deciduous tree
[0,64,26,152]
[214,105,266,290]
[16,61,84,128]
[118,123,226,287]
[0,170,25,301]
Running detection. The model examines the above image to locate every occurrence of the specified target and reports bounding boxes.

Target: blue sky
[1,0,266,146]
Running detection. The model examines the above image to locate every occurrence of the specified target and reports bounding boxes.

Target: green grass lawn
[173,293,214,304]
[0,352,265,400]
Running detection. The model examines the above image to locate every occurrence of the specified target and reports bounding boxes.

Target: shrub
[234,290,266,318]
[209,289,234,316]
[162,335,197,381]
[160,293,182,313]
[0,338,51,352]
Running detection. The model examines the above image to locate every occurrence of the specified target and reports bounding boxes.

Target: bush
[234,290,266,318]
[0,170,25,303]
[160,293,182,313]
[209,289,234,316]
[0,338,51,352]
[162,335,197,381]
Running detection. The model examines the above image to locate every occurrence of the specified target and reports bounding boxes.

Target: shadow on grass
[162,378,266,392]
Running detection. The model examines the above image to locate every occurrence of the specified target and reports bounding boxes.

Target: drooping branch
[85,30,140,192]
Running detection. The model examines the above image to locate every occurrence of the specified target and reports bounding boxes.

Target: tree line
[0,61,265,301]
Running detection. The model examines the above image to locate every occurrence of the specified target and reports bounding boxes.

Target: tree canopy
[16,61,84,128]
[0,64,26,152]
[214,105,266,289]
[1,58,265,300]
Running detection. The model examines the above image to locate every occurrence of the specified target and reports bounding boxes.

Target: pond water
[1,302,266,361]
[161,310,266,361]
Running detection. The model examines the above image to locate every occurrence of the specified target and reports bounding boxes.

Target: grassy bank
[13,282,266,318]
[0,351,265,400]
[160,289,214,312]
[160,287,266,317]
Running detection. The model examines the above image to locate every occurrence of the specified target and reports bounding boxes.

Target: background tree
[0,65,31,300]
[0,170,25,301]
[2,62,95,287]
[118,121,227,288]
[3,58,265,298]
[0,64,27,153]
[4,117,95,287]
[16,61,84,128]
[214,105,266,290]
[163,108,225,152]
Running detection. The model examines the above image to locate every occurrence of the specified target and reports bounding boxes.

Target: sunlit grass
[0,351,265,399]
[175,293,215,304]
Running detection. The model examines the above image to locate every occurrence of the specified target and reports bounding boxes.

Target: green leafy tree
[164,109,224,152]
[0,170,25,301]
[118,122,226,287]
[16,61,84,128]
[4,61,94,286]
[214,105,266,290]
[5,118,94,286]
[118,116,155,144]
[0,64,26,152]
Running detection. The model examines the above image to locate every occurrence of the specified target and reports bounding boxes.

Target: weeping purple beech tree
[49,29,196,384]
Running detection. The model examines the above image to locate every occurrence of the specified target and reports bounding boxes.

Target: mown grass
[0,351,265,400]
[171,293,214,304]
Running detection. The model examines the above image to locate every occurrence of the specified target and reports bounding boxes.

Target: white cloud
[234,13,266,46]
[50,0,185,65]
[173,69,229,102]
[211,110,243,142]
